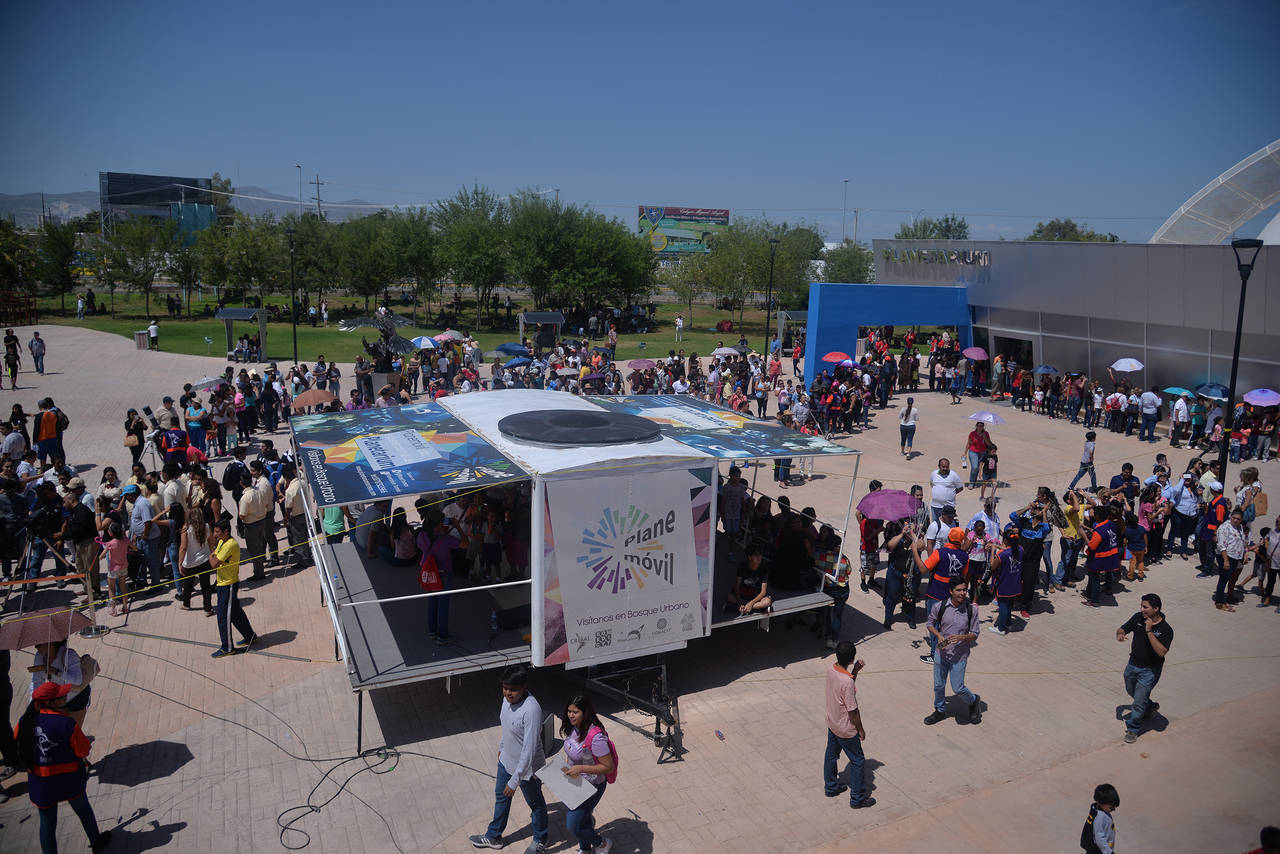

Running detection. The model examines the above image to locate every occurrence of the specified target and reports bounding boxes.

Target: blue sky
[4,0,1278,242]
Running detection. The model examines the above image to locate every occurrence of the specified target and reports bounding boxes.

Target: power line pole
[310,174,325,220]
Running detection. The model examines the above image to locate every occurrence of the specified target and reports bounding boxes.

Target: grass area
[33,294,793,365]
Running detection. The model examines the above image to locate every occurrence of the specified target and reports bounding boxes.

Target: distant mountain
[230,185,384,221]
[0,185,386,227]
[0,191,99,227]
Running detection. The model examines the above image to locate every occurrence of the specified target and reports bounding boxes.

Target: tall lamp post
[285,228,299,364]
[765,237,780,348]
[1217,238,1264,478]
[842,178,849,241]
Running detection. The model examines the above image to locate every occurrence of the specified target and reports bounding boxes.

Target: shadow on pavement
[94,740,194,787]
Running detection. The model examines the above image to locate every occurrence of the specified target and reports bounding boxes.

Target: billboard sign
[639,205,730,254]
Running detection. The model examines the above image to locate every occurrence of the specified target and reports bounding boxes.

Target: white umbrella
[711,346,738,357]
[409,336,438,349]
[1111,358,1143,372]
[968,411,1007,425]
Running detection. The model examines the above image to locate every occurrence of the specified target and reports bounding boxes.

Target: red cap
[32,682,73,702]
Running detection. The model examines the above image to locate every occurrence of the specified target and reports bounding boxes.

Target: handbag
[123,434,139,448]
[419,552,443,592]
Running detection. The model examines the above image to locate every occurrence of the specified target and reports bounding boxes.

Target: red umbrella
[822,351,850,363]
[0,607,94,651]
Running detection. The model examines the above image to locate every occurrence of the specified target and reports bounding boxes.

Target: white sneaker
[987,625,1007,635]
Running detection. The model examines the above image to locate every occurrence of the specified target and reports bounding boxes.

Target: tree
[67,211,101,234]
[37,220,79,314]
[167,243,201,318]
[282,212,337,309]
[210,172,236,227]
[335,213,395,311]
[226,213,284,306]
[894,213,969,240]
[434,185,508,328]
[821,239,875,284]
[389,208,441,322]
[0,219,35,291]
[104,216,178,318]
[194,222,232,297]
[507,191,578,310]
[1026,218,1118,242]
[662,256,708,326]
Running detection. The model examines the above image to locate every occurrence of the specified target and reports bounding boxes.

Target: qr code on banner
[594,629,612,648]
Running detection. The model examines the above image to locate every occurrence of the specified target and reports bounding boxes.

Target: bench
[711,589,832,635]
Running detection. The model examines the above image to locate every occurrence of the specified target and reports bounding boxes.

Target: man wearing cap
[237,466,271,581]
[1163,471,1200,558]
[925,505,958,552]
[911,526,970,664]
[60,481,100,598]
[1199,481,1229,575]
[18,681,111,852]
[127,481,164,589]
[157,396,180,431]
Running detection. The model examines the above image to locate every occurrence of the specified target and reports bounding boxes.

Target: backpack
[54,408,70,433]
[418,550,443,592]
[221,460,246,492]
[1241,487,1257,524]
[1080,804,1103,853]
[584,725,620,784]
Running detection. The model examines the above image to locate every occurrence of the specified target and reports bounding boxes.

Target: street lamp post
[766,237,780,348]
[285,228,299,364]
[1217,238,1264,479]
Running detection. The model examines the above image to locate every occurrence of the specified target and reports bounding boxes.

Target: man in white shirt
[672,376,689,394]
[929,458,964,522]
[0,422,24,462]
[1138,385,1162,443]
[1170,393,1190,447]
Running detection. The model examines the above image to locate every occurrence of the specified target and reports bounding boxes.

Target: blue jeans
[486,761,549,845]
[828,584,849,638]
[881,570,903,624]
[565,781,607,849]
[1140,413,1157,441]
[168,538,182,587]
[899,424,915,450]
[1068,463,1096,490]
[1123,662,1158,734]
[24,536,48,579]
[139,536,164,588]
[995,598,1012,631]
[427,572,453,639]
[1214,556,1238,603]
[38,792,101,853]
[933,655,977,713]
[1054,538,1080,584]
[33,353,45,374]
[1040,540,1055,587]
[966,451,982,484]
[823,730,868,803]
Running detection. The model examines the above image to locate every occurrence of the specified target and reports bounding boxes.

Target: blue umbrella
[504,357,532,369]
[1162,386,1193,396]
[409,335,438,349]
[1196,382,1230,400]
[496,342,528,356]
[591,346,612,355]
[1033,364,1059,375]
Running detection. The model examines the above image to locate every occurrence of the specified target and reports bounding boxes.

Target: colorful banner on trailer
[590,395,858,459]
[541,466,713,665]
[289,403,524,506]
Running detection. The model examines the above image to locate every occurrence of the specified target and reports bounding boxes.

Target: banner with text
[290,403,524,506]
[541,466,713,665]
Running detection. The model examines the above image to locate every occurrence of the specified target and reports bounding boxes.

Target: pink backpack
[585,725,619,784]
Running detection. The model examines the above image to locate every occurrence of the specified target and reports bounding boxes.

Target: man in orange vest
[33,398,65,465]
[1198,481,1228,576]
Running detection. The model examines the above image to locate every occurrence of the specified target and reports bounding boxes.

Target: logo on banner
[578,505,679,595]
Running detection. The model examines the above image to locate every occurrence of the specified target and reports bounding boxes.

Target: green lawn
[34,294,794,365]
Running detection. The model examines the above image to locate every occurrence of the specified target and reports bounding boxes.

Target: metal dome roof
[1150,139,1280,244]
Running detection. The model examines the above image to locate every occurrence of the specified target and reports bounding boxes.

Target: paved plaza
[1,325,1277,853]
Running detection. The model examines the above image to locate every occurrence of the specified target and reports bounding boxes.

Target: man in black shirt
[1116,593,1172,743]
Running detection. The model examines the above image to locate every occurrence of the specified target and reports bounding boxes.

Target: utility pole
[310,174,325,220]
[842,179,848,242]
[555,188,560,203]
[296,164,303,216]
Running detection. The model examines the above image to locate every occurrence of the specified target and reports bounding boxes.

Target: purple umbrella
[856,489,921,522]
[630,359,655,370]
[582,373,605,381]
[962,346,988,360]
[1243,388,1280,407]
